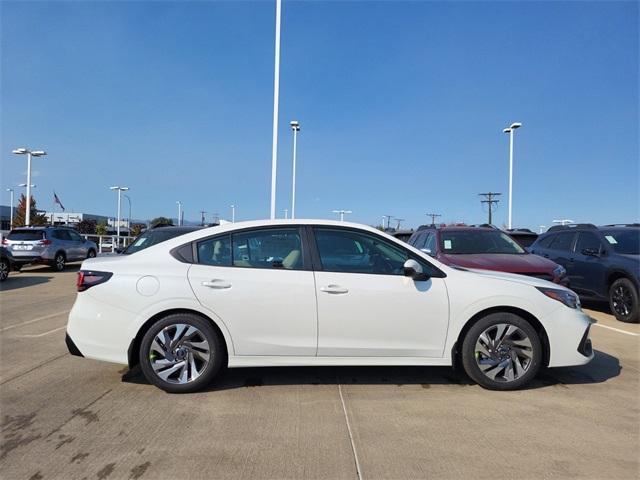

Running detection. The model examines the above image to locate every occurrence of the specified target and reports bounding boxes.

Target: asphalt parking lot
[1,266,638,480]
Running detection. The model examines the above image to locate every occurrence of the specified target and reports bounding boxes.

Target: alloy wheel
[148,324,211,384]
[612,285,632,317]
[56,255,65,271]
[0,260,8,281]
[474,323,533,382]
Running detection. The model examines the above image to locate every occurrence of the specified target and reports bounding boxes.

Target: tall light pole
[12,148,46,226]
[382,215,392,230]
[123,194,132,230]
[502,122,522,229]
[6,188,14,229]
[269,0,282,220]
[332,210,352,221]
[230,204,236,223]
[290,120,300,219]
[176,201,182,226]
[109,186,129,239]
[553,219,574,226]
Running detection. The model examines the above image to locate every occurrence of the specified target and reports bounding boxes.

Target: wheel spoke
[474,323,533,383]
[156,361,186,381]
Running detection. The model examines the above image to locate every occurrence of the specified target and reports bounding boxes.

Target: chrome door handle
[320,285,349,294]
[201,280,232,289]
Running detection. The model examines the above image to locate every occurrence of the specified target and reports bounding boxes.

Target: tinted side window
[424,233,437,254]
[69,231,83,242]
[536,235,555,248]
[55,230,72,241]
[315,228,422,275]
[411,232,427,249]
[232,229,302,270]
[549,232,576,252]
[576,232,602,254]
[197,235,231,266]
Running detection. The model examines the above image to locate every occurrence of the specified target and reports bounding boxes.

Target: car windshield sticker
[444,239,452,250]
[604,235,618,244]
[133,237,148,247]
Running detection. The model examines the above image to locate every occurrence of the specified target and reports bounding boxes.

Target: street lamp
[269,0,283,219]
[109,186,129,240]
[552,219,574,226]
[502,122,522,229]
[332,210,352,221]
[6,188,14,229]
[176,201,182,226]
[230,204,236,223]
[290,120,300,219]
[382,215,392,230]
[12,147,46,226]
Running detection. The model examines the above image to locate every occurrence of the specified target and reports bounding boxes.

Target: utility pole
[426,213,442,225]
[478,192,501,225]
[200,211,206,226]
[382,215,392,230]
[395,218,405,229]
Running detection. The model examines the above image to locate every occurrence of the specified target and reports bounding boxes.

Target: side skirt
[228,356,452,368]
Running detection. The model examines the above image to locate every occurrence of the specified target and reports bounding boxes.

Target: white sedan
[66,220,594,393]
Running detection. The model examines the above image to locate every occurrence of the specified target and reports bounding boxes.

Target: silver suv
[3,227,97,272]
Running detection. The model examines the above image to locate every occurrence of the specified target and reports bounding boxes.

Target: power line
[478,192,501,225]
[426,213,442,225]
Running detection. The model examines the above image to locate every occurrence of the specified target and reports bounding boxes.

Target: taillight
[77,270,113,292]
[38,239,52,245]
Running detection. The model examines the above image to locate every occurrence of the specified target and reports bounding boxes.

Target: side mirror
[581,248,600,257]
[403,259,430,281]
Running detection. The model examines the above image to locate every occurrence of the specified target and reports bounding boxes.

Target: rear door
[546,232,577,271]
[68,230,87,260]
[188,227,318,356]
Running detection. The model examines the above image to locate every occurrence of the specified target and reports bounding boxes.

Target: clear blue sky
[1,0,638,229]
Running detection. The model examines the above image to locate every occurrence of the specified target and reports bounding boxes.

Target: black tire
[461,312,542,390]
[0,258,9,282]
[609,278,639,323]
[139,313,225,393]
[50,252,66,272]
[13,264,22,272]
[87,249,97,259]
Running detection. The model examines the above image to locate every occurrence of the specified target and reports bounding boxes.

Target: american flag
[53,191,65,211]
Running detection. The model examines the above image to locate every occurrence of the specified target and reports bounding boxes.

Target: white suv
[66,220,594,393]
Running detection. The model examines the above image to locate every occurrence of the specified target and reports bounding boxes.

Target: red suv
[407,225,568,285]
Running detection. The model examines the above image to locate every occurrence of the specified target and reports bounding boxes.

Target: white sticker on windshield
[444,240,452,250]
[133,237,148,247]
[604,235,618,244]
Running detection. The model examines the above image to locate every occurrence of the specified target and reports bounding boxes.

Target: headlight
[536,287,580,309]
[553,265,566,278]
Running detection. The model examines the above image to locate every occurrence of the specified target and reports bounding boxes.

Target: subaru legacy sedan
[66,220,594,393]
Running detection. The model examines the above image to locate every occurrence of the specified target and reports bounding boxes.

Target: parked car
[384,229,415,243]
[407,225,568,285]
[506,228,539,249]
[120,226,202,255]
[2,226,98,272]
[529,224,640,323]
[0,246,14,281]
[66,219,593,393]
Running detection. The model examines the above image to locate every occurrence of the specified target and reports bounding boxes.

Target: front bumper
[546,307,595,368]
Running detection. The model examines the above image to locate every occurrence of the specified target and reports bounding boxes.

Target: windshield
[601,229,640,255]
[7,230,45,241]
[440,230,526,254]
[123,229,193,254]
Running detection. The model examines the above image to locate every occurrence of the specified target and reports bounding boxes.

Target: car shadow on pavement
[121,350,620,392]
[0,275,53,291]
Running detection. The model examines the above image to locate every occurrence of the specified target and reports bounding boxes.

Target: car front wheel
[139,313,225,393]
[609,278,639,323]
[461,312,542,390]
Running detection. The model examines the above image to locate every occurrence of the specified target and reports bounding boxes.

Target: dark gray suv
[530,224,639,323]
[2,226,98,272]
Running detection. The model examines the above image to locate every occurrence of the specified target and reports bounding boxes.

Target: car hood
[460,267,565,289]
[439,253,558,273]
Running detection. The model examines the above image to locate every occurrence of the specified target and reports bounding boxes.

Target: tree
[96,221,108,236]
[150,217,173,227]
[12,194,48,227]
[76,219,97,234]
[130,223,145,237]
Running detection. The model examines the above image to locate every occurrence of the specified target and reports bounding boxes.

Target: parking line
[593,324,640,337]
[1,311,69,332]
[338,383,363,480]
[16,326,67,338]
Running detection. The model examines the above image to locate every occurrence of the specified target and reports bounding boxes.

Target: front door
[311,227,449,357]
[188,227,318,356]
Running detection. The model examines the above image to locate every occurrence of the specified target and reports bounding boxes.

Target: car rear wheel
[139,313,225,393]
[461,312,542,390]
[87,249,96,259]
[50,253,66,272]
[609,278,639,323]
[0,258,9,281]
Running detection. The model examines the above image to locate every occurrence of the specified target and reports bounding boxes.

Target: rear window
[123,229,195,254]
[7,230,45,241]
